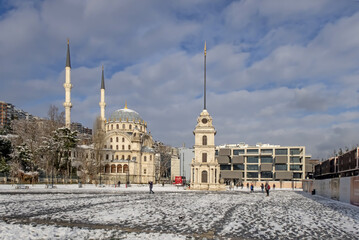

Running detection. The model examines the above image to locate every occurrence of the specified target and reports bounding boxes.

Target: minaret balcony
[63,83,72,89]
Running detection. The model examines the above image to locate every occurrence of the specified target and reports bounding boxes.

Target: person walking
[118,180,121,188]
[265,182,270,196]
[247,183,249,189]
[273,183,276,190]
[149,181,154,194]
[250,183,254,193]
[261,183,264,193]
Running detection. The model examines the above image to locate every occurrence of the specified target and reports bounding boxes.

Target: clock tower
[190,42,224,191]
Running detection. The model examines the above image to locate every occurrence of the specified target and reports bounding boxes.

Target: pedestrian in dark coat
[149,181,154,194]
[250,184,254,192]
[265,183,270,196]
[118,181,121,188]
[261,183,264,193]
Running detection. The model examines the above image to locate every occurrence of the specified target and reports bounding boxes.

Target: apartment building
[216,143,313,188]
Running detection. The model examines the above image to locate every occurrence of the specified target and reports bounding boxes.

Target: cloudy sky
[1,0,359,159]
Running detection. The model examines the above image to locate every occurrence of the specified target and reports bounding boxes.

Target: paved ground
[0,187,358,239]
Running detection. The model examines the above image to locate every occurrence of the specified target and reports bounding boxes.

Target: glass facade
[247,149,259,154]
[293,173,302,178]
[247,165,259,170]
[290,148,301,155]
[290,165,302,171]
[220,165,231,170]
[233,149,245,155]
[247,156,259,163]
[233,164,244,170]
[275,149,288,155]
[247,172,258,178]
[261,172,273,178]
[290,157,301,163]
[261,156,273,163]
[275,164,287,170]
[261,149,273,154]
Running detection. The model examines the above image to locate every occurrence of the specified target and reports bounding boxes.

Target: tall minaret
[63,39,72,128]
[190,42,224,191]
[99,65,106,122]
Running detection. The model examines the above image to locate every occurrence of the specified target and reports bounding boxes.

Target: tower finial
[66,39,71,68]
[204,41,207,110]
[101,65,105,89]
[125,100,128,109]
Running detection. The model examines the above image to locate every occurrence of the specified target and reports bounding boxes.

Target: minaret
[190,42,224,191]
[63,39,72,128]
[99,65,106,122]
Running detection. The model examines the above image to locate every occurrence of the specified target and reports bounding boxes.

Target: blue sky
[1,0,359,159]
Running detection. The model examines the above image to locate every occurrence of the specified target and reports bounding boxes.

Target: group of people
[246,182,275,196]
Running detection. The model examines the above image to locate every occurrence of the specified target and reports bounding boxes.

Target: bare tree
[93,116,106,185]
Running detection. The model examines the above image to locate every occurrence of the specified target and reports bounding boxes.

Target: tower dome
[109,108,143,123]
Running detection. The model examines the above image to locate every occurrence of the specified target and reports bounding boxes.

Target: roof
[109,108,143,123]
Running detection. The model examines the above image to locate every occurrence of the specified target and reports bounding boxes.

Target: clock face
[202,118,208,124]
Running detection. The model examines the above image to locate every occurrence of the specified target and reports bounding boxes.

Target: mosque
[64,40,155,184]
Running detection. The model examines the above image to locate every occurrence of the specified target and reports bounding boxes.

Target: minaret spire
[124,100,128,109]
[204,41,207,110]
[64,39,72,128]
[99,65,106,122]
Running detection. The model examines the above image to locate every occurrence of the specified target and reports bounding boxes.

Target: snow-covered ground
[0,184,358,239]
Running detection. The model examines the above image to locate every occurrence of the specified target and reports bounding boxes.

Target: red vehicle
[174,176,186,185]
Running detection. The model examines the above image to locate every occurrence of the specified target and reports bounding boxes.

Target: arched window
[129,124,132,130]
[202,135,207,145]
[116,155,118,160]
[110,145,113,149]
[111,124,113,130]
[121,155,124,160]
[123,164,129,173]
[150,155,152,161]
[202,153,207,163]
[116,124,119,129]
[127,155,131,160]
[202,171,208,183]
[144,156,147,162]
[122,137,125,142]
[128,145,131,150]
[122,124,125,129]
[122,145,125,150]
[116,145,119,150]
[116,137,118,142]
[110,138,113,142]
[111,164,116,173]
[144,169,147,174]
[117,165,122,173]
[105,164,110,173]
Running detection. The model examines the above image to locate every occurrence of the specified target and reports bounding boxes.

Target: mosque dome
[109,108,143,123]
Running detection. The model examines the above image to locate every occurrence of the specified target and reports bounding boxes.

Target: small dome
[109,108,143,123]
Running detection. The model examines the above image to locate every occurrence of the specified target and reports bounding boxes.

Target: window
[111,124,113,130]
[215,150,218,156]
[233,149,244,155]
[290,157,301,163]
[128,145,131,150]
[144,156,147,162]
[110,138,113,142]
[261,149,273,154]
[123,164,129,173]
[105,165,110,173]
[150,155,152,161]
[290,165,302,171]
[122,137,125,142]
[116,137,118,142]
[202,153,207,163]
[220,165,231,170]
[275,149,288,155]
[247,156,259,163]
[201,171,208,183]
[116,155,118,160]
[86,153,88,159]
[293,173,302,178]
[129,124,132,129]
[247,165,259,170]
[116,124,119,129]
[127,155,130,160]
[247,172,258,178]
[112,155,114,160]
[261,172,273,178]
[104,145,107,149]
[233,164,244,170]
[202,135,207,145]
[144,169,147,174]
[116,145,119,150]
[122,145,125,150]
[275,164,287,170]
[290,148,301,155]
[261,156,273,163]
[247,149,258,154]
[106,154,109,160]
[140,126,143,131]
[117,165,122,173]
[121,155,124,160]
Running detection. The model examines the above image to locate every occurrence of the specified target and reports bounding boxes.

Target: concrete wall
[303,176,359,207]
